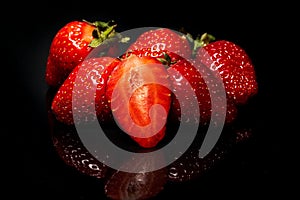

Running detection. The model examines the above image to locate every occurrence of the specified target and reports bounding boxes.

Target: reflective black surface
[5,1,294,199]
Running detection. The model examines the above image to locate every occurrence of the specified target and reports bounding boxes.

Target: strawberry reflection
[47,87,108,179]
[166,125,252,182]
[46,87,168,200]
[46,87,253,200]
[105,152,168,200]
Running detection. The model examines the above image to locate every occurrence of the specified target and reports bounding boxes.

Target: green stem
[87,20,118,48]
[192,32,215,57]
[156,52,178,67]
[99,24,117,41]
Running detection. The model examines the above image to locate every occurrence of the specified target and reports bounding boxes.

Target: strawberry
[51,57,120,125]
[194,33,258,104]
[127,27,192,59]
[167,56,211,125]
[106,51,172,148]
[122,48,237,125]
[192,59,238,125]
[45,20,117,87]
[162,52,237,125]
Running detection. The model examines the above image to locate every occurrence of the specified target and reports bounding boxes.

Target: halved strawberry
[106,52,172,148]
[51,57,120,125]
[45,20,117,87]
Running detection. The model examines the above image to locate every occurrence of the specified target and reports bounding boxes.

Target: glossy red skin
[167,57,212,125]
[195,40,258,104]
[106,53,172,148]
[127,27,192,60]
[45,21,95,87]
[51,57,120,125]
[166,53,237,125]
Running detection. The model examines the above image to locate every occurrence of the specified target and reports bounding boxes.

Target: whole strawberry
[158,52,237,125]
[51,57,120,125]
[194,33,258,105]
[45,20,117,87]
[127,27,192,59]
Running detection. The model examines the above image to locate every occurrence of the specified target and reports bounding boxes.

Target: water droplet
[169,167,178,178]
[71,149,77,154]
[88,163,100,171]
[81,159,89,164]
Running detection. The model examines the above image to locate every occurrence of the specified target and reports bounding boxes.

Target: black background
[3,1,296,199]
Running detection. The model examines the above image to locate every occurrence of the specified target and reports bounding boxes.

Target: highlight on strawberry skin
[45,23,259,200]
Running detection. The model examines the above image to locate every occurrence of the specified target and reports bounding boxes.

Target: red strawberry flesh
[106,54,172,148]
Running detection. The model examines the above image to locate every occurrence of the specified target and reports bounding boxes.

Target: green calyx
[192,32,215,56]
[178,28,215,57]
[83,19,118,48]
[157,52,177,67]
[193,32,215,48]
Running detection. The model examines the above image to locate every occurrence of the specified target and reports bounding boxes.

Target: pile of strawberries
[45,19,258,149]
